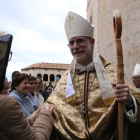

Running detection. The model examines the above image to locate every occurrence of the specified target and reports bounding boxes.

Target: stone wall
[87,0,140,82]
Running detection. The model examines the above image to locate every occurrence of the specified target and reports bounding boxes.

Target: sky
[0,0,87,81]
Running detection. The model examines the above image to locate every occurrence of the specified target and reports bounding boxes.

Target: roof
[21,62,70,70]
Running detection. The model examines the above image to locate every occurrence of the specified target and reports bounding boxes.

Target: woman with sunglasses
[35,77,44,104]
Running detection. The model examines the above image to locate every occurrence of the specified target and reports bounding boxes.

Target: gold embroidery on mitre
[67,16,73,29]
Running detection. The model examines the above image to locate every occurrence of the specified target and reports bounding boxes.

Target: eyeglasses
[131,76,140,80]
[36,82,41,85]
[68,37,91,47]
[30,82,36,85]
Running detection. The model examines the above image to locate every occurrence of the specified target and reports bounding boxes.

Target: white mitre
[65,11,94,40]
[133,63,140,76]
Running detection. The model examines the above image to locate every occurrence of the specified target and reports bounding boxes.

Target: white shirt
[34,92,44,106]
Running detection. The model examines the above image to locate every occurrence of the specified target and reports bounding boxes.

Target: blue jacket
[9,90,35,117]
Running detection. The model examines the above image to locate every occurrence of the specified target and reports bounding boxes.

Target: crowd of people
[5,71,56,103]
[2,70,56,117]
[0,70,54,139]
[0,68,57,139]
[41,82,56,101]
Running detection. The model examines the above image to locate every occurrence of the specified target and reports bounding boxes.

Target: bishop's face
[68,36,95,66]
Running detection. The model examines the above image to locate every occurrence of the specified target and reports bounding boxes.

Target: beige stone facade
[87,0,140,82]
[21,63,70,86]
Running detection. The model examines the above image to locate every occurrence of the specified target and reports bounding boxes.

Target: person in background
[11,70,20,78]
[43,82,47,90]
[47,86,52,95]
[1,78,10,95]
[53,84,56,90]
[35,77,44,104]
[48,82,53,89]
[42,85,46,92]
[27,76,39,110]
[40,85,48,101]
[132,63,140,92]
[8,81,12,87]
[8,71,20,93]
[9,73,35,117]
[45,86,52,100]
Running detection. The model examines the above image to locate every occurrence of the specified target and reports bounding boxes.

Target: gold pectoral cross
[67,16,73,29]
[98,68,105,80]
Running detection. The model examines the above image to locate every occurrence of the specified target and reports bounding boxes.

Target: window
[56,74,61,82]
[37,74,42,78]
[50,74,54,81]
[43,74,48,81]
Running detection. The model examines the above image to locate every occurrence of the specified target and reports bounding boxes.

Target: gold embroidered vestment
[46,60,140,140]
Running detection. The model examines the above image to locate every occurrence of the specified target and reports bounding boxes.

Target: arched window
[43,74,48,81]
[50,74,54,81]
[56,74,61,82]
[37,74,42,78]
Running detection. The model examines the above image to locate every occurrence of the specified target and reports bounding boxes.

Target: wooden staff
[113,10,124,140]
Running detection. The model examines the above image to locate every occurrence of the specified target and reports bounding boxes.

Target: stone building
[86,0,140,82]
[21,62,70,86]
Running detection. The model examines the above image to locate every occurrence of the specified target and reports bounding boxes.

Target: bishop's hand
[112,83,133,105]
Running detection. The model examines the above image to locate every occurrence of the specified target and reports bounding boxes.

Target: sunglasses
[36,82,41,85]
[30,82,36,85]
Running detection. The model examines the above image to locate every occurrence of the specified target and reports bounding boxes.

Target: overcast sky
[0,0,87,81]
